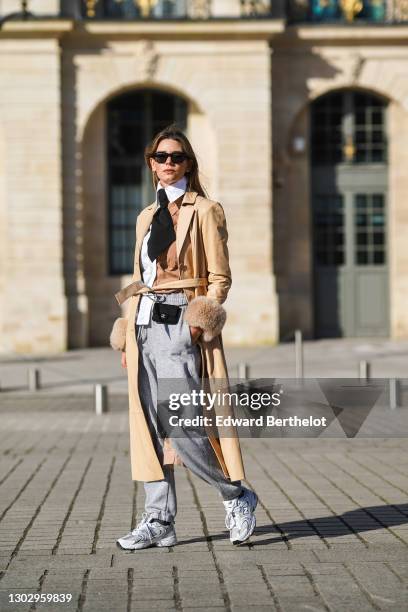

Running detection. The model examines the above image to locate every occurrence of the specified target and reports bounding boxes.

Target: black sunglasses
[151,151,189,164]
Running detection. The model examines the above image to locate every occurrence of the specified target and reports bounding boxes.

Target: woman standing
[110,125,257,550]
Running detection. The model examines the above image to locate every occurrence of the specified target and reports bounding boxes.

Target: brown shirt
[151,195,183,293]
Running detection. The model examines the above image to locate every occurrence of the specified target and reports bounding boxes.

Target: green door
[311,91,389,337]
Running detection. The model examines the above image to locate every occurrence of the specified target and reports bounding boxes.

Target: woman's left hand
[189,325,203,345]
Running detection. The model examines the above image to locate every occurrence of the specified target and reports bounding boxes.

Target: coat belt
[114,277,209,306]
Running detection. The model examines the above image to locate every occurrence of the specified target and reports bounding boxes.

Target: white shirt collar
[156,176,188,206]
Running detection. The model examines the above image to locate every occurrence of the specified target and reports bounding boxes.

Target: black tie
[147,188,176,262]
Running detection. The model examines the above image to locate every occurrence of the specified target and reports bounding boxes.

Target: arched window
[311,90,387,165]
[107,89,187,275]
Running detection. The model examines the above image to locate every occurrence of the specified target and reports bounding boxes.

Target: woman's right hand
[121,351,127,369]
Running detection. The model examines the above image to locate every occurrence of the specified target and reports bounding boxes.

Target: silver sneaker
[116,513,177,550]
[223,487,258,545]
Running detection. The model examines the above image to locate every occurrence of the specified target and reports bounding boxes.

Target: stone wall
[65,37,279,347]
[3,18,408,352]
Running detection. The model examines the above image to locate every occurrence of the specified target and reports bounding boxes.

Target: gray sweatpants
[136,291,242,523]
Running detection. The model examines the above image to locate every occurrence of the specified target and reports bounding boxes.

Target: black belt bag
[152,302,182,325]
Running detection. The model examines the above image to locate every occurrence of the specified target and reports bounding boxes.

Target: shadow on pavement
[176,503,408,547]
[251,503,408,546]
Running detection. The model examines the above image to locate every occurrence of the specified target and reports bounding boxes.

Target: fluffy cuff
[110,317,128,351]
[183,296,227,342]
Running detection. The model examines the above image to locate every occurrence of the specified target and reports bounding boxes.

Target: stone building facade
[1,0,408,354]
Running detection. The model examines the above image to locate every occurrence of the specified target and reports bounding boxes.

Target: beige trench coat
[123,190,245,482]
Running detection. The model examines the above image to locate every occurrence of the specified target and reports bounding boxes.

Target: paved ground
[0,340,407,611]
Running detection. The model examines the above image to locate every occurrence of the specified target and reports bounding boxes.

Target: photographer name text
[168,415,327,428]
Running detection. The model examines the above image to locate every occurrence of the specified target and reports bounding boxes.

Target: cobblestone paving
[0,411,407,611]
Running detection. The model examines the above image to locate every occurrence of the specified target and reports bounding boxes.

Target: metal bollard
[389,379,401,410]
[359,360,371,381]
[95,384,108,415]
[28,367,40,391]
[237,362,249,380]
[295,329,304,379]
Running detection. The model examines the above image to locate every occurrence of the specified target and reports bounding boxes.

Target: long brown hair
[144,124,207,197]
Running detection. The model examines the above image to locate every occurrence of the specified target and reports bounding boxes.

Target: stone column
[209,40,279,344]
[389,99,408,338]
[0,35,66,354]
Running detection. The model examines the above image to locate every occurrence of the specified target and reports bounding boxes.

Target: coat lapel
[136,191,198,264]
[176,191,198,258]
[135,202,156,265]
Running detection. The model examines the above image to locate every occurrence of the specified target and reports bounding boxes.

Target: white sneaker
[116,513,177,550]
[223,487,258,545]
